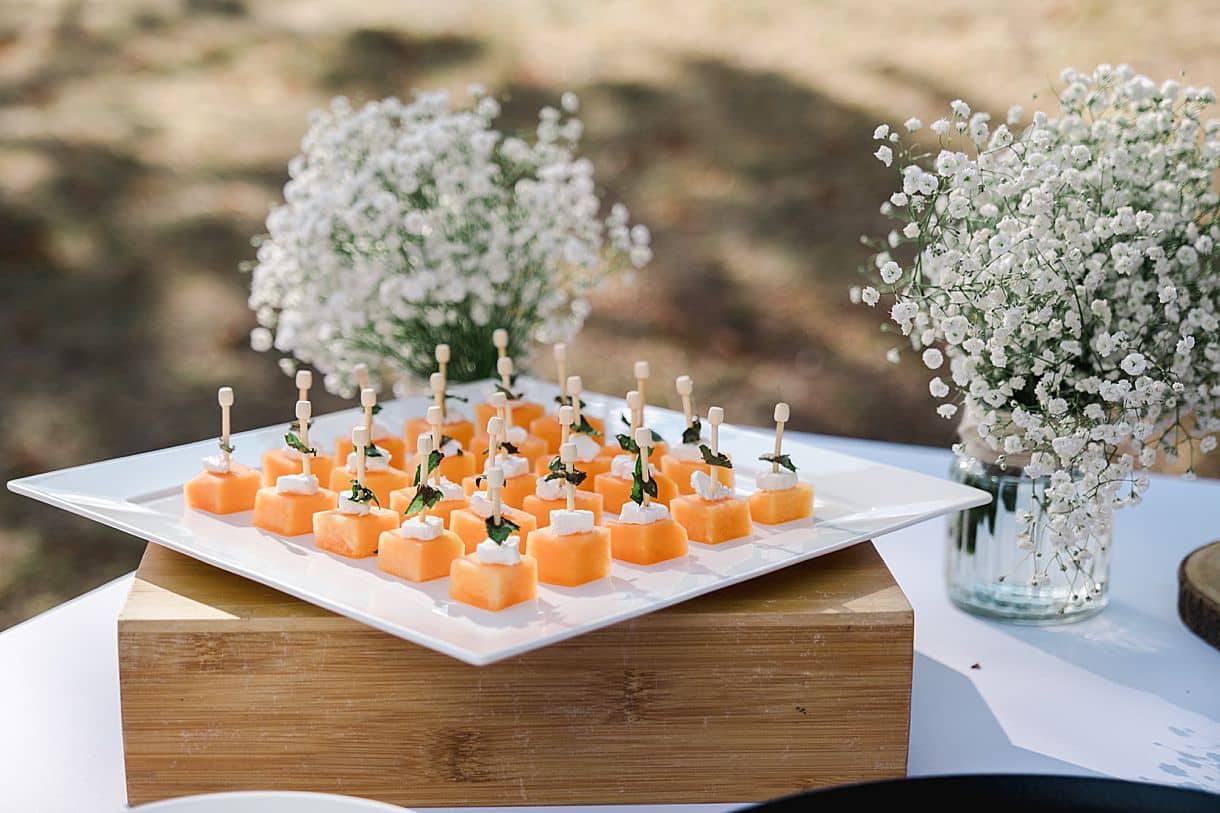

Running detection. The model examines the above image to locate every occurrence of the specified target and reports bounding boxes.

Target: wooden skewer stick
[487,465,505,526]
[430,372,447,422]
[218,387,233,465]
[772,403,790,474]
[360,387,377,441]
[354,363,369,392]
[635,427,653,508]
[416,434,433,518]
[426,405,444,485]
[496,357,515,426]
[490,391,509,442]
[560,442,577,512]
[352,426,369,489]
[296,370,312,403]
[435,345,450,419]
[554,343,568,402]
[296,400,313,478]
[493,328,509,360]
[676,375,694,429]
[486,416,504,466]
[626,390,642,433]
[567,376,583,427]
[634,360,650,425]
[557,405,575,447]
[707,406,724,489]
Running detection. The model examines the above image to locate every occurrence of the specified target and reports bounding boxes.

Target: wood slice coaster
[1179,540,1220,652]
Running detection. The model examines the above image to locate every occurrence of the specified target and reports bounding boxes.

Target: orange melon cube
[529,413,606,454]
[388,488,469,527]
[671,494,752,545]
[475,400,545,430]
[522,490,604,527]
[660,455,736,495]
[408,449,476,485]
[461,472,534,509]
[449,506,538,554]
[313,507,400,558]
[377,524,465,582]
[593,470,679,513]
[449,553,538,611]
[335,435,406,470]
[526,526,612,586]
[471,432,548,467]
[327,464,410,508]
[184,463,261,514]
[251,486,337,536]
[404,417,475,452]
[260,448,336,488]
[606,517,689,565]
[748,482,815,525]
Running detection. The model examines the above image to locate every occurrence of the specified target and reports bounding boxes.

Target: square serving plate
[9,378,989,665]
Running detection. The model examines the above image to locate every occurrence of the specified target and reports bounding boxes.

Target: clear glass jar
[945,453,1111,623]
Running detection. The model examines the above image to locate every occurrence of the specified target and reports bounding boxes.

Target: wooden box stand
[119,543,913,806]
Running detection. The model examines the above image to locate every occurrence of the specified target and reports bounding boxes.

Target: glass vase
[945,454,1111,623]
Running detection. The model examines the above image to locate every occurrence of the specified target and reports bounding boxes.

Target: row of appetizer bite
[185,330,813,611]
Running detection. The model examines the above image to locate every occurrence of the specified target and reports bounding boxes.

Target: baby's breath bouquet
[856,65,1219,616]
[247,87,651,394]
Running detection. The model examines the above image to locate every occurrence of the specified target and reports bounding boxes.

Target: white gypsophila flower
[886,347,901,364]
[853,64,1220,556]
[874,145,893,166]
[247,90,650,389]
[904,117,923,132]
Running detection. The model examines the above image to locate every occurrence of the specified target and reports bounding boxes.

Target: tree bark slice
[1179,540,1220,652]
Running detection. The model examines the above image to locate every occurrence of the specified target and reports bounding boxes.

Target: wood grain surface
[119,542,913,806]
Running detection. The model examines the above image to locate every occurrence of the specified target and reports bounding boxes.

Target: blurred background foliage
[2,0,1217,628]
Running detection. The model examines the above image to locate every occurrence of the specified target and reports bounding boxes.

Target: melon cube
[260,449,336,489]
[409,449,476,486]
[449,553,538,611]
[522,491,603,527]
[335,436,407,470]
[660,455,736,496]
[593,471,679,513]
[184,463,261,514]
[748,482,815,525]
[449,506,539,554]
[313,507,400,558]
[525,526,612,587]
[327,465,410,508]
[606,517,689,565]
[671,495,753,545]
[528,413,606,454]
[405,417,474,453]
[251,487,337,536]
[378,527,465,582]
[476,400,544,430]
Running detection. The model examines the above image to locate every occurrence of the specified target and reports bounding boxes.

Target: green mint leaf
[484,514,520,545]
[501,440,520,455]
[284,431,316,456]
[218,440,235,454]
[681,416,702,445]
[616,432,639,453]
[699,444,733,469]
[494,382,523,401]
[759,453,797,473]
[554,394,588,409]
[404,482,443,517]
[370,403,383,416]
[347,481,380,507]
[628,457,659,505]
[439,434,464,456]
[573,415,602,438]
[412,449,445,485]
[365,443,383,458]
[445,392,469,403]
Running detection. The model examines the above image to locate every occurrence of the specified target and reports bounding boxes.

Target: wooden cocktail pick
[567,376,584,427]
[676,375,694,430]
[435,345,450,418]
[490,391,512,436]
[352,425,369,491]
[416,433,433,519]
[360,387,377,440]
[354,363,369,392]
[486,416,504,464]
[559,441,578,512]
[296,370,312,403]
[634,361,650,424]
[707,406,724,488]
[218,387,234,465]
[554,343,568,403]
[430,372,447,420]
[426,405,445,482]
[487,465,505,526]
[296,400,314,478]
[635,427,653,507]
[626,390,643,432]
[493,328,509,360]
[497,356,516,424]
[557,404,575,447]
[771,403,790,474]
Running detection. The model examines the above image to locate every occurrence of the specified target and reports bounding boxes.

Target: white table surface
[3,434,1219,811]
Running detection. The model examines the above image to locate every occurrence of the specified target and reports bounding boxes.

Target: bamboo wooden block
[119,542,913,807]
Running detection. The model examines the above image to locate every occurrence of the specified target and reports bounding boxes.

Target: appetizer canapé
[747,402,814,524]
[184,387,260,514]
[670,407,752,544]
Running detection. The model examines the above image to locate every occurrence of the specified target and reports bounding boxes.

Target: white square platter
[8,378,990,665]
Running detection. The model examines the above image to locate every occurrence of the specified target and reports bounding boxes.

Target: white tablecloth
[3,435,1219,811]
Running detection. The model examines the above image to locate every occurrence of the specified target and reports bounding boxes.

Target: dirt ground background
[2,0,1218,628]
